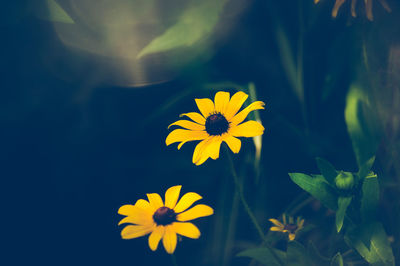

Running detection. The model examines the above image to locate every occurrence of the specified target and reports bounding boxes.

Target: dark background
[1,1,399,265]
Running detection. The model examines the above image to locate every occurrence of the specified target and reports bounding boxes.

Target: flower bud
[335,171,355,190]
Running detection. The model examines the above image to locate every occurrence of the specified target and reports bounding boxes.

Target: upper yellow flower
[269,214,305,241]
[118,185,214,254]
[166,91,265,165]
[314,0,391,21]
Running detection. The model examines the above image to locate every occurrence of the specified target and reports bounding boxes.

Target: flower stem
[223,146,284,266]
[171,254,178,266]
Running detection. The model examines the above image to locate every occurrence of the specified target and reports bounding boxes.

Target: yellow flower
[314,0,391,21]
[166,91,265,165]
[269,214,305,241]
[118,185,214,254]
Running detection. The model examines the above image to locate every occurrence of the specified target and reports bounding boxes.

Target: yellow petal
[135,199,152,211]
[118,214,154,226]
[192,137,213,165]
[148,225,165,251]
[165,129,208,147]
[164,185,182,209]
[168,120,205,131]
[147,193,164,210]
[179,112,206,125]
[208,136,222,160]
[351,0,357,17]
[120,225,154,239]
[118,205,153,225]
[229,121,265,138]
[288,233,296,241]
[269,218,284,228]
[214,91,230,114]
[172,222,201,239]
[222,134,241,153]
[378,0,392,12]
[314,0,320,3]
[229,101,265,126]
[332,0,346,18]
[176,204,214,221]
[270,226,284,232]
[195,98,215,118]
[298,219,305,229]
[118,204,135,216]
[174,192,203,213]
[162,225,177,254]
[225,91,248,120]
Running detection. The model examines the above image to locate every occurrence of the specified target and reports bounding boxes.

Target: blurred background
[1,0,399,265]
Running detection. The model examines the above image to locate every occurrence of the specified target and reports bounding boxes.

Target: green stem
[171,254,178,266]
[224,147,285,266]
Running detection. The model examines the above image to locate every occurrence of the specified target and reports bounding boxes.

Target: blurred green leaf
[289,173,337,210]
[345,222,394,266]
[237,247,285,266]
[33,0,74,24]
[307,241,330,266]
[316,157,338,185]
[137,0,226,58]
[358,156,375,181]
[361,174,379,223]
[345,84,381,168]
[330,253,344,266]
[287,241,312,266]
[336,197,352,232]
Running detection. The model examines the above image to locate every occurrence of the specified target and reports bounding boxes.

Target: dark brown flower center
[284,224,298,233]
[153,206,176,226]
[205,113,229,135]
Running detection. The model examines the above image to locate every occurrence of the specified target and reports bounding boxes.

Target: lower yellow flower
[314,0,391,21]
[269,214,305,241]
[166,91,265,165]
[118,185,214,254]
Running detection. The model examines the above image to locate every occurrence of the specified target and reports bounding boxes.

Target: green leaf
[32,0,74,24]
[307,241,330,266]
[358,156,375,181]
[345,222,395,266]
[316,157,338,185]
[345,84,381,168]
[137,0,226,58]
[289,173,337,210]
[361,174,379,223]
[237,247,285,266]
[287,241,312,266]
[330,253,344,266]
[336,197,352,232]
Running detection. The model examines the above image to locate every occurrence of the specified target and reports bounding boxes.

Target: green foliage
[286,241,312,266]
[288,173,337,210]
[237,247,285,266]
[361,174,379,223]
[345,222,395,266]
[316,157,338,185]
[137,0,226,58]
[336,197,352,232]
[344,84,381,168]
[33,0,75,24]
[330,253,343,266]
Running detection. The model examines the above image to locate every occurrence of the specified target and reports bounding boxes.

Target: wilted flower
[269,214,305,241]
[314,0,391,21]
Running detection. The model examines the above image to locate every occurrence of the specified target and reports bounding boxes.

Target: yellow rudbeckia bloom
[118,185,214,254]
[166,91,265,165]
[314,0,391,21]
[269,214,305,241]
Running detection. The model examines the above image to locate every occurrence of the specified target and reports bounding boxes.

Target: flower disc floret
[153,207,177,225]
[205,113,230,135]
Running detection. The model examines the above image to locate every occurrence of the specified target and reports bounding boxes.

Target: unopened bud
[335,171,355,190]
